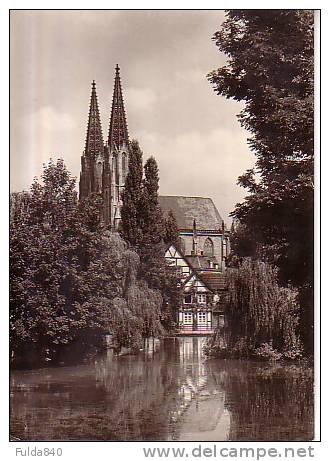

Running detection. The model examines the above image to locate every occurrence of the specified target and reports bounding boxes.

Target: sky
[10,10,255,224]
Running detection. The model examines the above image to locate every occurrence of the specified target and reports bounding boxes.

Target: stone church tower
[79,65,129,228]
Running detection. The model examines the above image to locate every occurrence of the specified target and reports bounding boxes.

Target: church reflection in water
[170,337,230,441]
[10,337,313,441]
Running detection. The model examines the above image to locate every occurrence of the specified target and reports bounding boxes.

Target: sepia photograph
[10,9,316,443]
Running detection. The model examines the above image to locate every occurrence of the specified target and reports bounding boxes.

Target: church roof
[159,195,223,231]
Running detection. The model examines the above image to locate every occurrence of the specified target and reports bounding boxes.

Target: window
[204,238,214,257]
[183,312,193,324]
[122,153,127,176]
[197,312,207,325]
[197,294,206,304]
[184,294,192,304]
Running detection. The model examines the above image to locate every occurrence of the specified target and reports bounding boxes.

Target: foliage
[10,159,163,365]
[225,259,301,352]
[209,10,313,169]
[164,210,179,247]
[121,143,181,331]
[205,258,302,359]
[254,343,283,362]
[120,139,144,246]
[140,156,165,245]
[209,10,314,354]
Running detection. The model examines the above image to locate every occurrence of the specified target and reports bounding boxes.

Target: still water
[10,337,314,441]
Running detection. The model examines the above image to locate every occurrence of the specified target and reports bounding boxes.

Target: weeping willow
[222,258,301,356]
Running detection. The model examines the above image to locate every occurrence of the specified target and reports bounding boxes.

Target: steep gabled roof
[199,272,227,292]
[159,195,223,231]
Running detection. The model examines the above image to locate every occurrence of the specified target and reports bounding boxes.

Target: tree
[208,10,314,354]
[225,259,301,356]
[139,157,181,330]
[10,159,163,365]
[164,210,179,247]
[120,139,144,246]
[120,145,181,332]
[140,156,165,245]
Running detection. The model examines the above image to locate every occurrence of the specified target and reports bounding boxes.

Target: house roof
[199,272,228,292]
[183,267,227,293]
[159,195,223,231]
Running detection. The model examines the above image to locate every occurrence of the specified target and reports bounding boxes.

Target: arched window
[203,238,214,257]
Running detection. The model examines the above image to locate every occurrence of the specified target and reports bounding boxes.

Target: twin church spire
[80,65,130,229]
[84,65,128,157]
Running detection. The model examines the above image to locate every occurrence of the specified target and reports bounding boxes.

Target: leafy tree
[10,159,163,365]
[140,157,181,330]
[121,145,181,331]
[140,156,165,245]
[225,259,301,355]
[164,210,179,247]
[208,10,314,354]
[120,139,144,246]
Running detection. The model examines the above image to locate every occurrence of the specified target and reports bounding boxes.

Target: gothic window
[203,238,214,257]
[122,153,127,177]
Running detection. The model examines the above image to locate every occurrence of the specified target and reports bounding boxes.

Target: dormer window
[204,238,214,257]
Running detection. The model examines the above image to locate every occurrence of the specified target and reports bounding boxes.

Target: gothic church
[79,65,129,228]
[79,66,229,333]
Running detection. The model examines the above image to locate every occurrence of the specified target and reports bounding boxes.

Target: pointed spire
[84,80,104,157]
[108,64,129,151]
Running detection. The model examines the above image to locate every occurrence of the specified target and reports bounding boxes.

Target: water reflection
[10,337,313,441]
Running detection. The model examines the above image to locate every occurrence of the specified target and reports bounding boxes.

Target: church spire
[108,64,129,151]
[84,80,104,157]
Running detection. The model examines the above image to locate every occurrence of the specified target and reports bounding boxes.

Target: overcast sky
[10,10,255,223]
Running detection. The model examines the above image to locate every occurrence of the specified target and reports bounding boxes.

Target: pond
[10,337,314,441]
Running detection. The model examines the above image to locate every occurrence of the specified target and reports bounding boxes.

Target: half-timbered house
[160,196,229,334]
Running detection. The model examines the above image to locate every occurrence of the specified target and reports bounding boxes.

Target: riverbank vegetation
[208,10,314,358]
[10,150,178,367]
[205,259,303,361]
